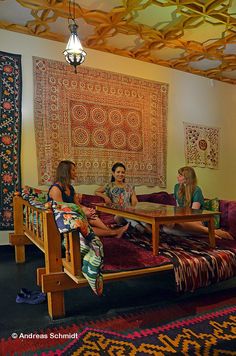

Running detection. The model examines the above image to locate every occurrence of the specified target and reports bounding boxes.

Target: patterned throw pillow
[52,201,104,296]
[21,187,48,233]
[51,201,93,238]
[204,198,220,228]
[21,186,48,209]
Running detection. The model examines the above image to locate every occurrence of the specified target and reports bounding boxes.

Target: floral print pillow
[51,201,104,296]
[21,186,48,209]
[204,198,220,228]
[51,201,95,240]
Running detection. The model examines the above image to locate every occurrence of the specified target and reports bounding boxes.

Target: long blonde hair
[178,166,197,207]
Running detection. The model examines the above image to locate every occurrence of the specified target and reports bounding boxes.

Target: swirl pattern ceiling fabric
[0,0,236,84]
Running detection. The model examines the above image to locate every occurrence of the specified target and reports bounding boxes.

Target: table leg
[208,217,216,248]
[152,219,160,255]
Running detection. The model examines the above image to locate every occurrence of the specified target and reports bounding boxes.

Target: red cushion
[138,191,175,205]
[81,194,104,206]
[227,201,236,239]
[219,200,230,231]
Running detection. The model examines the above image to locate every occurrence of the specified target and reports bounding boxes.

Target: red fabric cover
[219,200,230,231]
[227,201,236,239]
[217,238,236,251]
[219,200,236,239]
[102,237,171,272]
[138,191,176,205]
[81,194,104,206]
[82,191,175,206]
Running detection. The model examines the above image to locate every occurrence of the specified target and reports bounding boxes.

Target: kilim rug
[0,51,22,230]
[1,305,236,355]
[184,122,220,169]
[33,57,168,187]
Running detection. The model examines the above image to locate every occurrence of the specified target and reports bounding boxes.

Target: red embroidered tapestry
[33,57,168,186]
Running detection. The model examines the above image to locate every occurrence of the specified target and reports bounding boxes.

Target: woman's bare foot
[215,229,234,240]
[115,223,129,239]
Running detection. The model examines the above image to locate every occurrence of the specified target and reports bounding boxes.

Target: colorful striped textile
[126,230,236,292]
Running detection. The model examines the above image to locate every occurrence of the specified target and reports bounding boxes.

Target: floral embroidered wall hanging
[184,122,220,169]
[0,51,22,230]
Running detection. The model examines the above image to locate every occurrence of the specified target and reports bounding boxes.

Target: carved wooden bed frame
[9,193,174,319]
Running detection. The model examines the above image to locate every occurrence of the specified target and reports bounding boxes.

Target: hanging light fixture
[63,0,87,73]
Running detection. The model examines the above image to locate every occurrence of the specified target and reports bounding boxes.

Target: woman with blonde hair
[174,166,204,209]
[167,166,232,239]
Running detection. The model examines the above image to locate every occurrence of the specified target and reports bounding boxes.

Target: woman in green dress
[165,166,232,239]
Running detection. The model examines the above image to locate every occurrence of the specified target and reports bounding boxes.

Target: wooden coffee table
[95,202,220,255]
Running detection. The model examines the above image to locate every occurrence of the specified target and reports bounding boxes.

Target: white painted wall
[1,29,236,244]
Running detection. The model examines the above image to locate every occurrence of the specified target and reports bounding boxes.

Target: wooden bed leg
[37,267,46,286]
[37,267,65,318]
[47,292,65,319]
[15,246,25,263]
[208,217,216,248]
[43,212,66,319]
[12,194,26,263]
[152,220,160,255]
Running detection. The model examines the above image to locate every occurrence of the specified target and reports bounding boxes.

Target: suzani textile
[33,57,168,187]
[0,51,22,230]
[184,122,219,169]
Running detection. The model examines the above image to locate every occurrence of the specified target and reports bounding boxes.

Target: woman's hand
[95,186,112,204]
[74,193,82,205]
[82,206,98,219]
[103,196,112,204]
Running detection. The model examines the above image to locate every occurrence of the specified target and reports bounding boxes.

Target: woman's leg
[170,221,233,239]
[89,216,112,231]
[89,216,129,238]
[116,217,152,235]
[176,221,209,235]
[214,229,233,239]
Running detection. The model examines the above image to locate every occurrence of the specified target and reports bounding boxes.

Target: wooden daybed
[9,193,173,319]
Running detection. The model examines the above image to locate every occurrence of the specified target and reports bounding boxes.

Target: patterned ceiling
[1,0,236,84]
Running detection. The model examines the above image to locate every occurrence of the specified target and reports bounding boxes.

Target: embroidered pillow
[204,198,220,228]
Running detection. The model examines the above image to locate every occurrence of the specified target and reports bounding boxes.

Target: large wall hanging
[184,122,220,169]
[33,57,168,187]
[0,51,22,230]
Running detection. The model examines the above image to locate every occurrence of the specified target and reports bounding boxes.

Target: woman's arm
[73,192,97,218]
[191,201,201,209]
[48,186,63,201]
[74,193,82,205]
[95,186,112,204]
[191,186,204,209]
[131,189,138,207]
[174,183,179,206]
